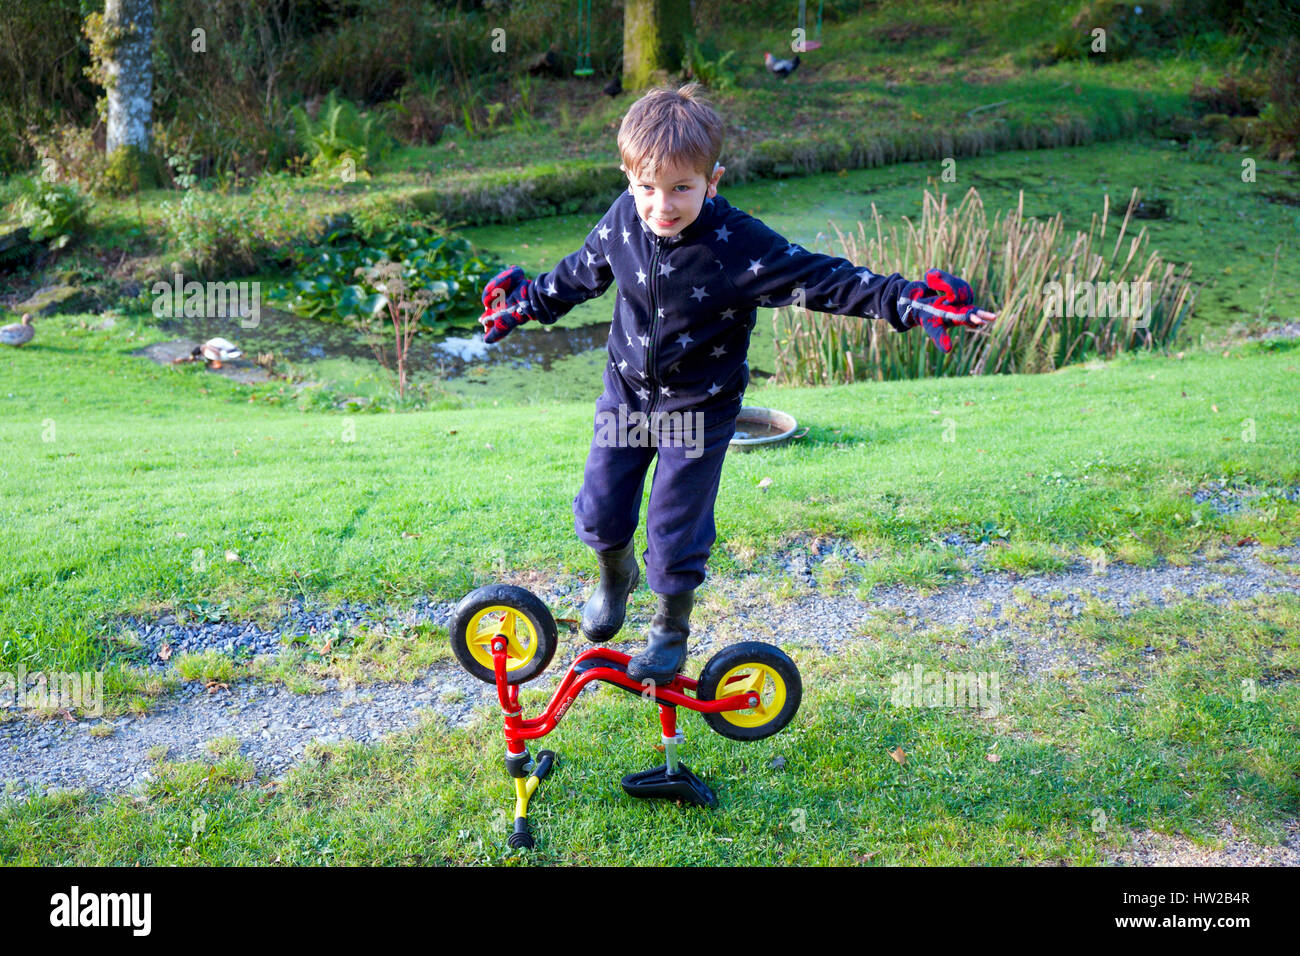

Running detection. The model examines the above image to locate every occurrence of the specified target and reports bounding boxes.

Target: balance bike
[449,583,802,849]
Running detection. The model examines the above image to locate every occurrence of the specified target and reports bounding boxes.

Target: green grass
[2,593,1294,865]
[1,1,1294,864]
[1,304,1297,697]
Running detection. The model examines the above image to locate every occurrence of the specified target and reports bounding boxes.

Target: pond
[150,137,1298,406]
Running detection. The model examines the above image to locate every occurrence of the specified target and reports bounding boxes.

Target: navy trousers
[573,367,739,595]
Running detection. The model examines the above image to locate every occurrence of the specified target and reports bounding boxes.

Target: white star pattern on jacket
[690,286,708,301]
[675,331,693,349]
[658,260,676,277]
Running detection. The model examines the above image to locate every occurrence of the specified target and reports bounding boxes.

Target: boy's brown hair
[617,82,724,182]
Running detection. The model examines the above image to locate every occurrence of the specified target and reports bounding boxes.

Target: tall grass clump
[773,187,1197,384]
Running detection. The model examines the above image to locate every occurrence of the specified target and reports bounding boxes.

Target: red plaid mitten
[899,269,987,353]
[479,265,536,343]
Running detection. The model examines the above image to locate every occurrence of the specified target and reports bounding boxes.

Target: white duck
[1,313,34,347]
[173,337,242,369]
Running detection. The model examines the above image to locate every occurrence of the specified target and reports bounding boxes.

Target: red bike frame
[489,639,759,756]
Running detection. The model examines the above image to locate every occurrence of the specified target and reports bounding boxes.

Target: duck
[173,337,242,369]
[1,313,34,347]
[764,51,800,78]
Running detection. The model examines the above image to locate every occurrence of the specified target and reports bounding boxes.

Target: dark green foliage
[1259,39,1300,160]
[273,223,500,327]
[9,175,92,249]
[289,90,395,177]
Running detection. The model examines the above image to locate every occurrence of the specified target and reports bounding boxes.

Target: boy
[479,83,996,685]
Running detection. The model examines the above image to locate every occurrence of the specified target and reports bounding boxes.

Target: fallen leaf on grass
[888,746,907,765]
[225,550,240,563]
[986,753,1001,763]
[401,531,421,539]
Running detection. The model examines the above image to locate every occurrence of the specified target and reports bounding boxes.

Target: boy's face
[624,158,725,238]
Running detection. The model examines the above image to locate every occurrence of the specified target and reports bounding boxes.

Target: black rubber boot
[626,590,694,686]
[580,541,640,643]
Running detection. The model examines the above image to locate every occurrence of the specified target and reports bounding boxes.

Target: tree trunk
[623,0,693,92]
[104,0,154,156]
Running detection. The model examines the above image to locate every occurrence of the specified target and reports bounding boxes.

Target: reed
[772,187,1196,385]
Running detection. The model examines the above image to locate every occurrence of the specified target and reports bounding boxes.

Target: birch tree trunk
[104,0,154,156]
[623,0,693,91]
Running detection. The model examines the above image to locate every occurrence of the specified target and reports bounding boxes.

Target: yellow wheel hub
[716,662,786,728]
[466,606,539,673]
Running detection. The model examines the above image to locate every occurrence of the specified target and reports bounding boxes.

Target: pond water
[153,299,777,406]
[151,138,1298,405]
[156,305,615,377]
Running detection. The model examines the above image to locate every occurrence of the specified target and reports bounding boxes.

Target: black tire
[449,584,558,685]
[696,642,802,741]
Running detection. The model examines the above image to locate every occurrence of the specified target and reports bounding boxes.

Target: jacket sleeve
[519,203,617,325]
[724,214,915,332]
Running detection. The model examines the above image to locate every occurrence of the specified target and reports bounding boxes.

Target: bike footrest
[621,763,718,808]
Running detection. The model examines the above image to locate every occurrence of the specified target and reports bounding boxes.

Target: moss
[101,145,160,197]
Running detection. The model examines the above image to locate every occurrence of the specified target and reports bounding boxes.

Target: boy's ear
[707,163,725,197]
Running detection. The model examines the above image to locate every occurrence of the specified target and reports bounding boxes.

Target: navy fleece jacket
[517,189,914,416]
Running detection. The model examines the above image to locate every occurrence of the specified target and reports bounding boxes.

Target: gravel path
[3,542,1297,864]
[1107,820,1300,866]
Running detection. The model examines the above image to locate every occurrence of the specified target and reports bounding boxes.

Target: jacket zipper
[645,235,664,420]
